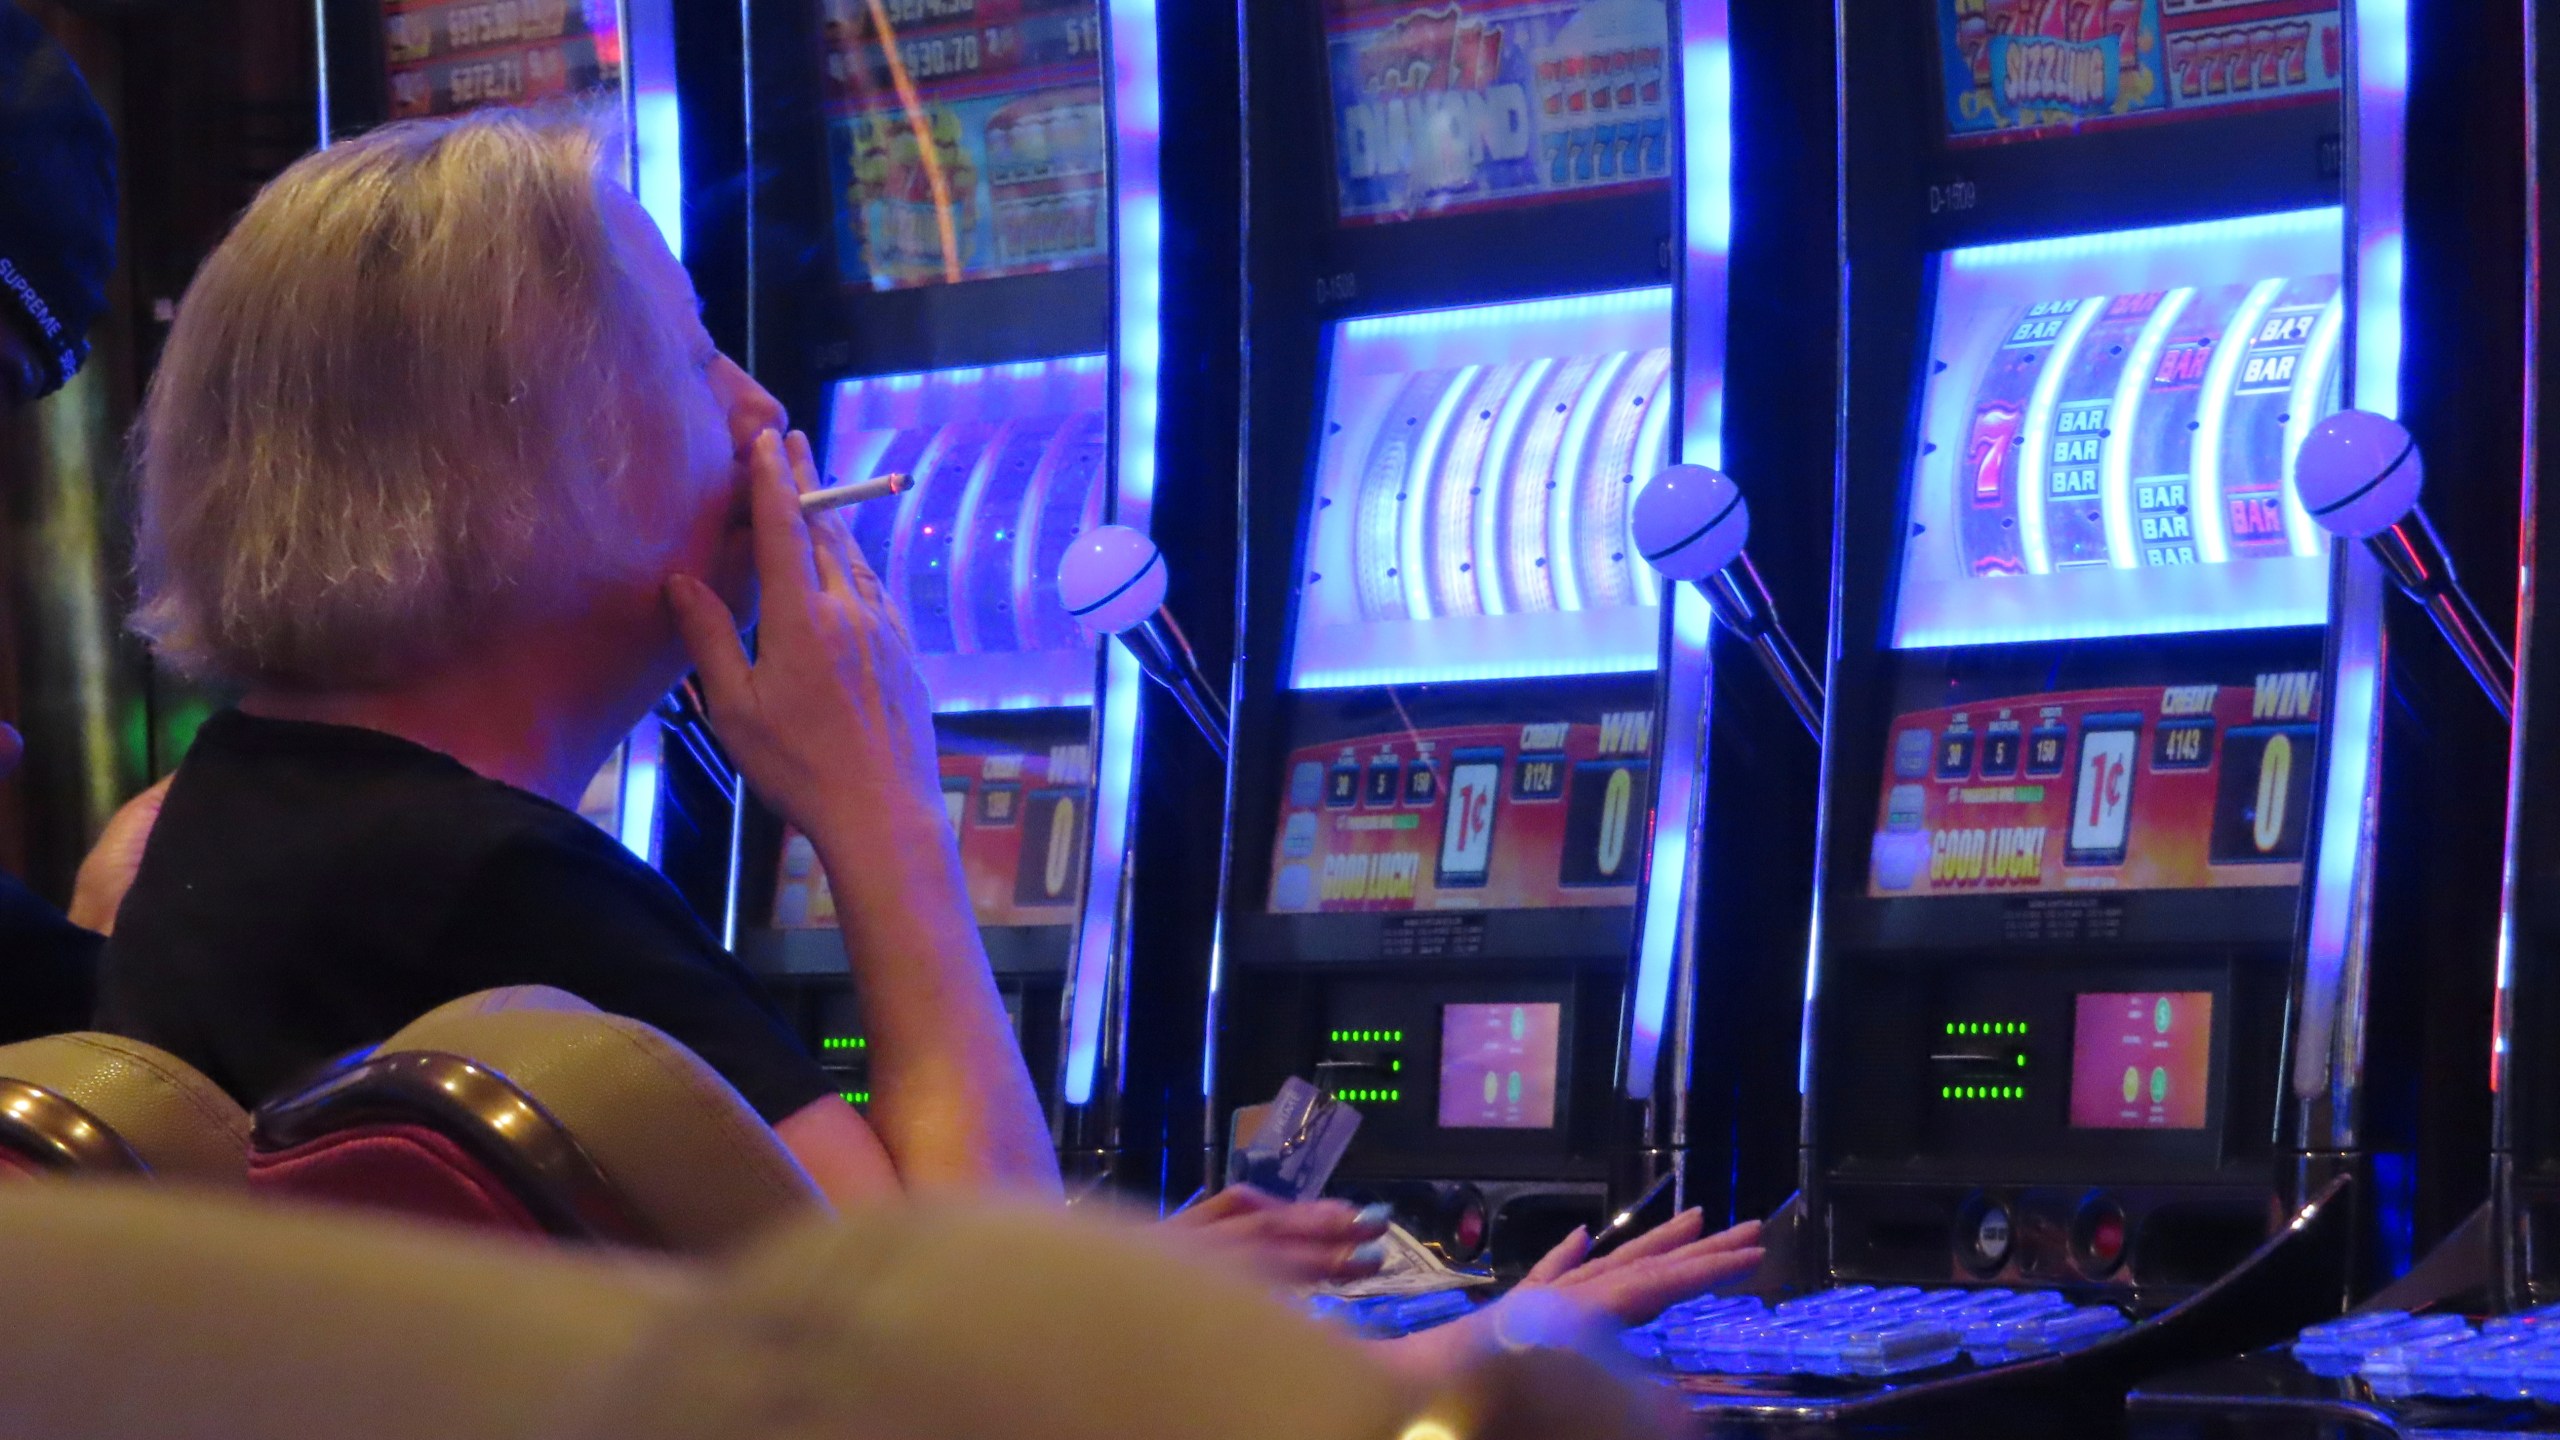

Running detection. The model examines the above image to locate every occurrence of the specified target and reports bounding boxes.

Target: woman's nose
[724,359,787,438]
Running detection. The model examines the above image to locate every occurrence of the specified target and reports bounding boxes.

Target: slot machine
[2124,2,2555,1433]
[728,0,1211,1186]
[1218,0,1830,1274]
[311,0,705,884]
[1627,0,2520,1428]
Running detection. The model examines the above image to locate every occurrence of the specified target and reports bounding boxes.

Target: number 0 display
[1597,766,1634,878]
[2252,733,2292,855]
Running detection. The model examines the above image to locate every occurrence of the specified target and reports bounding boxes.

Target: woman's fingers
[1700,1218,1764,1253]
[1251,1198,1386,1245]
[1570,1244,1767,1326]
[1525,1224,1592,1285]
[787,430,859,598]
[1168,1185,1275,1226]
[748,430,822,609]
[1593,1207,1707,1268]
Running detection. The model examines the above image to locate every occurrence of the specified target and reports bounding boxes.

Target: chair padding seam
[579,1019,818,1210]
[56,1034,252,1149]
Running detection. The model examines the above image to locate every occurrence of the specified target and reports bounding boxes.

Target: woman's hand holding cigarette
[799,471,910,516]
[665,428,941,866]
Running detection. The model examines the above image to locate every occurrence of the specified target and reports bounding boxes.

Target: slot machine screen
[1439,1002,1562,1128]
[1264,289,1670,924]
[380,0,624,117]
[827,355,1108,710]
[819,0,1109,291]
[1322,0,1672,226]
[1893,207,2344,651]
[773,355,1106,940]
[2068,990,2213,1129]
[1868,211,2342,918]
[1932,0,2344,147]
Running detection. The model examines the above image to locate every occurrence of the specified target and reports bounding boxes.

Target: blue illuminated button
[1895,729,1934,780]
[1290,762,1325,809]
[1885,784,1926,833]
[2362,1329,2480,1398]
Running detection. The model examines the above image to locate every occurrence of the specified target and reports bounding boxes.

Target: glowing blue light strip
[1340,286,1674,341]
[2289,0,2406,1127]
[602,0,683,256]
[1948,207,2347,269]
[2104,289,2192,567]
[1626,0,1731,1097]
[2354,0,2410,421]
[1630,369,1675,610]
[2018,299,2106,575]
[617,715,663,862]
[1067,642,1142,1106]
[2284,293,2350,557]
[1065,0,1164,1109]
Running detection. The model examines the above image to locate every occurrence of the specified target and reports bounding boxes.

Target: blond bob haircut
[134,107,692,688]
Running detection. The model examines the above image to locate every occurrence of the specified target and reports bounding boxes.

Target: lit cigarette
[799,473,912,515]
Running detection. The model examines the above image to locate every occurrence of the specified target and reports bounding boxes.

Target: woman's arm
[672,428,1060,1201]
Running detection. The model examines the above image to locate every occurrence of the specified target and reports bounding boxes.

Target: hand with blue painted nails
[1514,1209,1764,1325]
[1373,1210,1767,1385]
[1163,1184,1392,1289]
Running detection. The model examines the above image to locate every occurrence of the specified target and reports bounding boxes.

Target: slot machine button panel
[1957,1192,2014,1276]
[2072,1193,2130,1278]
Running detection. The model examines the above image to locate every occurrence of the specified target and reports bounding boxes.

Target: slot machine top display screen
[1262,289,1670,924]
[820,0,1108,291]
[1321,0,1671,226]
[1933,0,2343,147]
[1893,207,2344,652]
[380,0,622,118]
[824,354,1109,714]
[1288,288,1671,688]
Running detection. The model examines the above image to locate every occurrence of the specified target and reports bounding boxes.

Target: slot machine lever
[1633,465,1826,741]
[2296,411,2515,721]
[1060,525,1233,761]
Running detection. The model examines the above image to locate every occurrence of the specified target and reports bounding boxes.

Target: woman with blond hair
[99,107,1053,1204]
[96,108,1761,1324]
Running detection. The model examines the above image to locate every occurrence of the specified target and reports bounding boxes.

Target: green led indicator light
[1391,1060,1402,1073]
[839,1091,871,1105]
[2016,1055,2027,1068]
[820,1037,868,1051]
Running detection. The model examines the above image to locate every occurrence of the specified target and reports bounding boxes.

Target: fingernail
[1356,1202,1392,1227]
[1349,1240,1387,1267]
